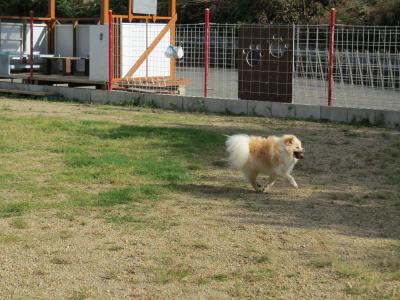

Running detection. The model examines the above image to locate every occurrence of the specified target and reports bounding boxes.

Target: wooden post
[128,0,134,22]
[73,20,78,57]
[101,0,109,25]
[48,0,55,19]
[169,0,177,80]
[47,0,56,54]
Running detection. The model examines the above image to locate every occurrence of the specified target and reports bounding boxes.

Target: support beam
[169,0,177,79]
[48,0,55,19]
[128,0,133,22]
[111,15,172,20]
[73,20,78,57]
[100,0,109,24]
[169,0,176,17]
[47,0,56,55]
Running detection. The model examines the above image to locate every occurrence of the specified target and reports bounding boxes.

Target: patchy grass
[335,262,363,278]
[387,175,400,188]
[69,289,90,300]
[211,274,230,282]
[50,257,71,265]
[0,105,224,220]
[243,268,275,282]
[152,266,192,284]
[191,242,209,250]
[0,97,399,299]
[310,257,363,278]
[0,234,20,244]
[10,218,29,229]
[343,286,367,295]
[150,255,192,284]
[310,257,335,268]
[0,202,30,218]
[55,211,76,221]
[105,214,172,231]
[97,186,162,206]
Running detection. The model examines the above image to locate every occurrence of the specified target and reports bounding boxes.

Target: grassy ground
[0,96,399,299]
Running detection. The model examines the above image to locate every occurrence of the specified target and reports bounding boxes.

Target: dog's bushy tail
[225,134,250,170]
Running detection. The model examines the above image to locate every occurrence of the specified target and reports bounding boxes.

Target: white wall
[121,23,171,78]
[53,24,92,73]
[76,25,90,72]
[54,25,73,72]
[89,25,109,82]
[55,25,73,56]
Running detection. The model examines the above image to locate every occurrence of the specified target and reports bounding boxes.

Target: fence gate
[239,25,293,103]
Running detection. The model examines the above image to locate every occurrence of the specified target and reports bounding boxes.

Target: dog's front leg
[284,174,298,188]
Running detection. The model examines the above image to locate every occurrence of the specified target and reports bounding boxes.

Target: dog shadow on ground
[175,182,400,240]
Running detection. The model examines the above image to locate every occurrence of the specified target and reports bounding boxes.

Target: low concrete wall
[0,81,399,129]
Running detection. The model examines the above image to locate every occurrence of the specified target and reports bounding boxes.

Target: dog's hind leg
[244,171,263,192]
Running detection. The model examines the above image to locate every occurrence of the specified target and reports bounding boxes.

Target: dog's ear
[284,136,294,145]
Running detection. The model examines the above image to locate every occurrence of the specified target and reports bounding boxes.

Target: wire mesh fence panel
[207,24,238,99]
[102,20,400,110]
[113,17,122,80]
[176,23,239,99]
[290,25,400,110]
[292,25,330,106]
[175,24,206,97]
[330,25,400,110]
[177,23,295,101]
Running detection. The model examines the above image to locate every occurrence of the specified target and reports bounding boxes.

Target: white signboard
[133,0,157,15]
[121,23,170,78]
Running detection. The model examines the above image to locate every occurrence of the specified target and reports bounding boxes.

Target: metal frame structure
[0,0,178,90]
[109,0,178,84]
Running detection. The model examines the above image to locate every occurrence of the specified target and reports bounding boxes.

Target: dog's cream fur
[226,134,304,192]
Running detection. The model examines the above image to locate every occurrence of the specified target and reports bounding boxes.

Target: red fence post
[327,8,336,106]
[108,10,113,91]
[29,10,34,84]
[204,8,210,98]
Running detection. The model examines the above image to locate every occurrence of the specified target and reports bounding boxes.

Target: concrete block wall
[0,82,399,129]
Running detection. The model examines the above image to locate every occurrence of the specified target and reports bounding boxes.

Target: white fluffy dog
[226,134,304,192]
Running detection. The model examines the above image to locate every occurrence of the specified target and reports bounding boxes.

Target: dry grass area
[0,96,399,299]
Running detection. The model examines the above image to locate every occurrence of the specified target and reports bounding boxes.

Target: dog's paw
[255,184,265,193]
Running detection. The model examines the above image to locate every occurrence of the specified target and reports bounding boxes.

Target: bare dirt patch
[0,97,399,299]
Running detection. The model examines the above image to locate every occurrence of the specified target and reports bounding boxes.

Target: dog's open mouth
[294,151,305,159]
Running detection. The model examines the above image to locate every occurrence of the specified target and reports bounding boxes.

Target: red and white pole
[327,8,336,106]
[29,10,34,83]
[204,8,210,98]
[108,10,113,91]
